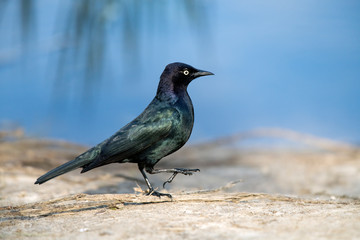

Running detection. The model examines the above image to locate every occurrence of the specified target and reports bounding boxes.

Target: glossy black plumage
[35,62,214,198]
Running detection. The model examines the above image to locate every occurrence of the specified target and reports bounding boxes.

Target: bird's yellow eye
[183,70,189,75]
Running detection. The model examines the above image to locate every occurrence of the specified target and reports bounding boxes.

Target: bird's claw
[163,168,200,188]
[146,189,172,199]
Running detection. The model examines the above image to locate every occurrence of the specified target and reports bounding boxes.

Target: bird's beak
[192,70,214,78]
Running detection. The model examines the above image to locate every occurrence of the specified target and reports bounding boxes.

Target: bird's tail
[34,147,99,184]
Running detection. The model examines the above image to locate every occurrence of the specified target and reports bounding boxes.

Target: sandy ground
[0,128,359,239]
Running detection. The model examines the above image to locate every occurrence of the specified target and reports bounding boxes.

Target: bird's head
[157,62,214,100]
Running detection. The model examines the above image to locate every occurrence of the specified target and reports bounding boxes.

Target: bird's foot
[146,189,172,199]
[174,168,200,175]
[163,168,200,188]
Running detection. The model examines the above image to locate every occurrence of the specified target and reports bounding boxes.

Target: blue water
[0,0,359,145]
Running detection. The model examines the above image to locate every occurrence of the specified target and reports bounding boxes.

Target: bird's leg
[163,173,178,188]
[138,164,172,199]
[146,167,200,188]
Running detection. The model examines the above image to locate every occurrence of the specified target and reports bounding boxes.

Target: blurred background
[0,0,359,146]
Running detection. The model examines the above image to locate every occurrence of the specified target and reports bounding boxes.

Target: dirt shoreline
[1,192,359,240]
[1,131,359,239]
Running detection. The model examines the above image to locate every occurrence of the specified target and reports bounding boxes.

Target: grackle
[35,62,214,198]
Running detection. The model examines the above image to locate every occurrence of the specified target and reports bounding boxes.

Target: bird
[35,62,214,198]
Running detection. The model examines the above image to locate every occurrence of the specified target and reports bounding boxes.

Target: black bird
[35,62,214,198]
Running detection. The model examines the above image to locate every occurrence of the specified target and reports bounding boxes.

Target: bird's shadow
[0,204,110,221]
[0,193,172,222]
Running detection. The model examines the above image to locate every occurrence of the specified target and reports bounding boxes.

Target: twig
[180,179,243,195]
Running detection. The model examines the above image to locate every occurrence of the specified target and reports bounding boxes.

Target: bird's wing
[81,107,179,172]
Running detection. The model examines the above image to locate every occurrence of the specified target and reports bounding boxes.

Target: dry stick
[180,179,243,195]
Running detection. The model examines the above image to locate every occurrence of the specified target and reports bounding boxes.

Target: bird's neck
[156,80,188,103]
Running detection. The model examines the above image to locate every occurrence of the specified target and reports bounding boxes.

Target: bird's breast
[173,93,194,142]
[138,93,195,166]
